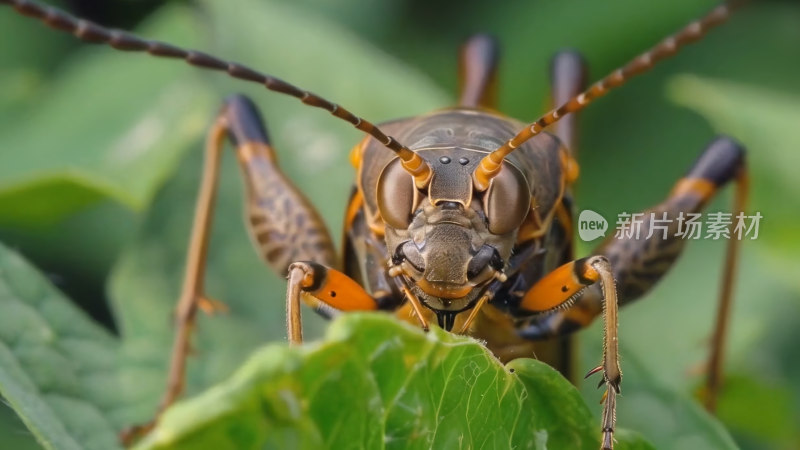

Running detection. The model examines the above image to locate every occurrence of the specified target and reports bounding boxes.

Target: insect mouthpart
[389,232,507,320]
[383,191,513,325]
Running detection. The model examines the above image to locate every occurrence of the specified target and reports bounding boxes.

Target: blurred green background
[0,0,798,448]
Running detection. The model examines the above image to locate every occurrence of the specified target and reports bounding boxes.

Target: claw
[585,364,603,379]
[609,378,621,394]
[606,371,622,394]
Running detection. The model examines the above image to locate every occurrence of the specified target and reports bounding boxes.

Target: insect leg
[286,261,379,344]
[230,96,337,273]
[550,50,588,155]
[518,256,621,450]
[602,136,746,413]
[458,34,500,109]
[520,136,747,411]
[123,94,338,443]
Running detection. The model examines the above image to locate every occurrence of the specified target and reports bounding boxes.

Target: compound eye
[483,163,532,235]
[377,158,416,229]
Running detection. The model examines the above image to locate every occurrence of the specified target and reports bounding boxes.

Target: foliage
[0,242,658,449]
[135,313,650,450]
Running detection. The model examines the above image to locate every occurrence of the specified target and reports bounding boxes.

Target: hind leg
[519,136,748,411]
[123,95,338,442]
[551,50,588,155]
[458,34,499,109]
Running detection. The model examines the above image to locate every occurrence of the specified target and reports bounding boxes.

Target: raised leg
[458,34,500,109]
[519,136,747,412]
[122,94,337,443]
[230,96,337,273]
[518,256,621,450]
[550,50,588,155]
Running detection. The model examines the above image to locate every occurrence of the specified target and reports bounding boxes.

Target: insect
[1,0,749,448]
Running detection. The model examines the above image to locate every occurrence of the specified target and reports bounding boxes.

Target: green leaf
[715,373,798,443]
[0,242,124,450]
[0,404,40,450]
[134,313,652,450]
[0,4,215,227]
[0,241,654,450]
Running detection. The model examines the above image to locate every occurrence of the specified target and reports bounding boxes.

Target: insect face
[378,141,530,318]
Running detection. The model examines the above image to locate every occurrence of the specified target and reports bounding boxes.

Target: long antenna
[473,1,745,191]
[1,0,432,185]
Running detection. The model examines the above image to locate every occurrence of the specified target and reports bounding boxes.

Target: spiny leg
[701,146,748,412]
[120,105,229,444]
[519,136,747,412]
[518,256,620,450]
[123,95,338,443]
[458,34,500,109]
[228,95,350,343]
[601,137,747,412]
[230,96,337,274]
[149,112,227,437]
[229,97,402,348]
